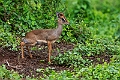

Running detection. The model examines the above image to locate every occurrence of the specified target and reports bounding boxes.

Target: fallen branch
[5,60,22,70]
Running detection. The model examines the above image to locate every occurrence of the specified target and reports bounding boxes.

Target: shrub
[75,38,120,56]
[41,70,78,80]
[75,62,120,80]
[0,65,38,80]
[40,62,120,80]
[53,51,91,68]
[0,0,62,50]
[0,65,22,80]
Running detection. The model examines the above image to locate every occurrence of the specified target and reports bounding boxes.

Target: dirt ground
[0,42,111,78]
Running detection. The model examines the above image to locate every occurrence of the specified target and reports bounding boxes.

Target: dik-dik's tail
[20,38,29,47]
[21,38,29,44]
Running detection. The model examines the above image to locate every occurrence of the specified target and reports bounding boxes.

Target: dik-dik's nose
[65,21,69,25]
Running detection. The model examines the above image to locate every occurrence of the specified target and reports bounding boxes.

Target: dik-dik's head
[57,12,69,25]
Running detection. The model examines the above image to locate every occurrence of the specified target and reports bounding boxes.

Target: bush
[61,23,91,43]
[53,50,91,68]
[40,62,120,80]
[0,65,38,80]
[0,0,62,50]
[0,65,22,80]
[77,38,120,56]
[1,0,119,51]
[40,70,78,80]
[75,62,120,80]
[0,0,120,80]
[1,62,120,80]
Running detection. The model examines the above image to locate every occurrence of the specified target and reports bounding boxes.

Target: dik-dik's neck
[55,24,63,36]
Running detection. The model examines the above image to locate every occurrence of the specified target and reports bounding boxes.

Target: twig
[5,60,22,70]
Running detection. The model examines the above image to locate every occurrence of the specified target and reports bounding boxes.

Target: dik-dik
[20,12,69,63]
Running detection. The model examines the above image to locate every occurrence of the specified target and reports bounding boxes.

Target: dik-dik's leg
[20,42,25,58]
[26,46,32,58]
[47,41,52,63]
[21,39,37,59]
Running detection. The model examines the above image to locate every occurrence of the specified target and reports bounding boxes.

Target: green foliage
[77,38,120,56]
[40,70,78,80]
[61,23,91,43]
[53,51,91,68]
[0,65,11,79]
[0,65,37,80]
[0,65,22,80]
[1,63,120,80]
[40,62,120,80]
[111,55,120,63]
[0,0,62,49]
[0,0,120,79]
[53,37,119,67]
[91,0,120,14]
[0,24,18,50]
[71,0,91,22]
[75,62,120,80]
[0,0,120,50]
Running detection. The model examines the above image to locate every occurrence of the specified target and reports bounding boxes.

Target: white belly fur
[37,40,47,43]
[37,40,56,43]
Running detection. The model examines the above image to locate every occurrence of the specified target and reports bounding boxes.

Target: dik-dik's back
[24,28,58,44]
[20,12,69,63]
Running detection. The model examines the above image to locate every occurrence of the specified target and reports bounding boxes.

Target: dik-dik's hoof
[48,60,51,64]
[29,54,33,58]
[48,62,51,64]
[22,56,25,59]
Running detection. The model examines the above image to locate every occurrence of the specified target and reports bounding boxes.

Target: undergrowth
[0,0,120,80]
[0,60,120,80]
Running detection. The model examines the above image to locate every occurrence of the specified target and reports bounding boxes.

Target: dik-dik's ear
[56,12,64,18]
[56,12,59,18]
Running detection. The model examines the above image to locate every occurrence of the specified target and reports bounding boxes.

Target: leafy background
[0,0,120,80]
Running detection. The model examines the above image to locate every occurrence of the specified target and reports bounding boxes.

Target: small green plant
[53,51,91,68]
[0,65,22,80]
[40,61,120,80]
[61,23,91,43]
[0,65,38,80]
[75,62,120,80]
[41,70,78,80]
[75,38,120,56]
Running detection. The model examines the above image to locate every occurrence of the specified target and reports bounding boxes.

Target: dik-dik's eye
[61,18,66,22]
